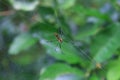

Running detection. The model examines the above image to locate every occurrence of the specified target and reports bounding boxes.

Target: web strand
[52,2,106,71]
[0,0,106,75]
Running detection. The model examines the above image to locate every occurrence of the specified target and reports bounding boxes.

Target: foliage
[0,0,120,80]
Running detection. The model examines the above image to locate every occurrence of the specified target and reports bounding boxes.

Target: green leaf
[9,33,38,55]
[31,22,57,33]
[57,0,76,9]
[75,23,102,40]
[37,6,55,16]
[107,58,120,80]
[40,39,82,64]
[40,63,84,80]
[30,22,57,40]
[89,74,99,80]
[91,23,120,64]
[10,44,44,66]
[70,5,109,20]
[9,0,39,11]
[37,6,56,22]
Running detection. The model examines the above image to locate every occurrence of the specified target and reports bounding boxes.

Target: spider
[53,28,65,53]
[54,32,63,43]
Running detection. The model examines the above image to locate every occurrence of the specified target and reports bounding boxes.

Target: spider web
[0,0,106,80]
[0,0,106,71]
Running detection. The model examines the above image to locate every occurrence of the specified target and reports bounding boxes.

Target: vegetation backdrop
[0,0,120,80]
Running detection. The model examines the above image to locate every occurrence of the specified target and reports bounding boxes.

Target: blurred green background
[0,0,120,80]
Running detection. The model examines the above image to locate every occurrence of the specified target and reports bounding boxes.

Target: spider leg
[59,42,64,54]
[64,39,74,44]
[55,42,64,54]
[55,42,60,52]
[43,39,57,43]
[48,39,57,42]
[59,42,61,49]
